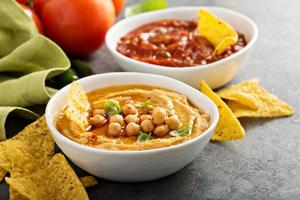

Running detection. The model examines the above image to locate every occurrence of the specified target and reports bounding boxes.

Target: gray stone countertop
[1,0,299,199]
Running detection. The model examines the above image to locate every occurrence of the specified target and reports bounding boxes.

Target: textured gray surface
[1,0,300,199]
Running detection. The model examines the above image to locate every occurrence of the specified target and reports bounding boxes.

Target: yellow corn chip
[0,116,54,178]
[0,142,7,182]
[64,81,91,132]
[0,168,6,182]
[9,188,28,200]
[6,153,89,200]
[214,36,238,55]
[12,116,54,169]
[198,9,238,55]
[80,176,98,188]
[217,79,259,109]
[217,80,294,118]
[228,100,293,118]
[200,80,245,141]
[2,140,43,177]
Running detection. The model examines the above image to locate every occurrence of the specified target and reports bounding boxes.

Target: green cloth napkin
[0,0,70,140]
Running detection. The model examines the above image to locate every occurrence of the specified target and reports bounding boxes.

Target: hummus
[56,85,210,151]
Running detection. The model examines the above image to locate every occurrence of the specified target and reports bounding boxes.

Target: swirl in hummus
[56,85,210,151]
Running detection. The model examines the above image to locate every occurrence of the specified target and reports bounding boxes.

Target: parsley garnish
[137,132,152,142]
[104,100,122,116]
[135,100,152,108]
[169,126,191,137]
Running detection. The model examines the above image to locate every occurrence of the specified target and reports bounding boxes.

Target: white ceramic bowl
[46,72,219,182]
[106,7,258,89]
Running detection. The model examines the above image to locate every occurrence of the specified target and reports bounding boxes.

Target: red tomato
[41,0,115,56]
[20,4,44,34]
[16,0,29,4]
[33,0,48,16]
[112,0,126,16]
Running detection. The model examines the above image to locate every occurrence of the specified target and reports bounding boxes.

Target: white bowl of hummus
[46,72,219,182]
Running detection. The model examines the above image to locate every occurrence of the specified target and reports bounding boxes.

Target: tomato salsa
[117,19,247,67]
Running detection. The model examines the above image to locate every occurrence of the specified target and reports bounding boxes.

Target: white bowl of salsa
[106,7,258,89]
[46,72,219,182]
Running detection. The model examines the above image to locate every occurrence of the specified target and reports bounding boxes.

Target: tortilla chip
[6,153,89,200]
[0,142,8,181]
[64,81,91,132]
[217,79,260,109]
[2,141,43,178]
[9,188,28,200]
[199,80,245,141]
[80,176,98,188]
[217,80,294,117]
[0,168,6,182]
[198,9,238,55]
[0,116,54,178]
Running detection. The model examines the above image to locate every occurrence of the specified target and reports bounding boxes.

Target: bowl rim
[105,6,259,71]
[45,72,219,155]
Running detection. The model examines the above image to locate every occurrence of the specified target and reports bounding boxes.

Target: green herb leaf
[135,100,152,108]
[104,100,122,116]
[169,126,191,137]
[137,132,152,142]
[125,0,168,18]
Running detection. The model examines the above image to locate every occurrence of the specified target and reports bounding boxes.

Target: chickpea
[140,119,155,133]
[89,115,107,127]
[110,114,124,126]
[125,115,140,124]
[92,109,105,116]
[140,114,152,121]
[108,122,122,136]
[126,122,140,136]
[152,107,167,125]
[165,115,181,130]
[122,104,137,115]
[153,125,169,137]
